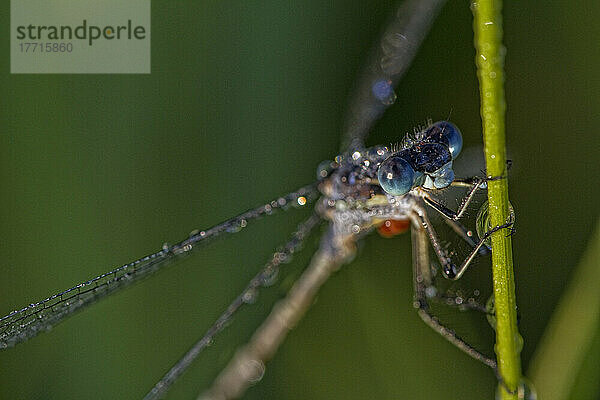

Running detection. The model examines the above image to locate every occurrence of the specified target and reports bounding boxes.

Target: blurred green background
[1,1,598,399]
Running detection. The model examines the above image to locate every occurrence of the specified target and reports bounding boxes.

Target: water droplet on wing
[372,79,397,105]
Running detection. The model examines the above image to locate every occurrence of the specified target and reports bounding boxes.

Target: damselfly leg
[198,226,355,400]
[410,214,497,369]
[144,214,323,400]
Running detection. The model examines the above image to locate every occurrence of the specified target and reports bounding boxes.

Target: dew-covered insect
[1,0,516,398]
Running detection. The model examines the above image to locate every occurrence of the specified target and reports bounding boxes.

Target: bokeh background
[1,1,598,399]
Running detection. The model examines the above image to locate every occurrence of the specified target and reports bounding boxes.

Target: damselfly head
[377,120,463,196]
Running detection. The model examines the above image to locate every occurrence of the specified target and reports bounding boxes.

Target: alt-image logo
[11,0,151,74]
[15,20,147,46]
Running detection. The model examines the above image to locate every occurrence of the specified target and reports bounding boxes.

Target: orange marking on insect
[377,219,410,238]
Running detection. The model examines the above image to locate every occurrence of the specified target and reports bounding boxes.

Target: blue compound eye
[425,121,463,159]
[377,155,416,196]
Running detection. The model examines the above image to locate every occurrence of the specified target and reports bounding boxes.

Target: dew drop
[372,79,397,105]
[486,295,496,329]
[242,359,265,384]
[277,252,290,264]
[425,286,437,298]
[496,379,537,400]
[316,160,333,179]
[367,146,387,163]
[515,332,524,354]
[348,173,356,185]
[226,221,243,233]
[261,267,279,287]
[242,288,258,304]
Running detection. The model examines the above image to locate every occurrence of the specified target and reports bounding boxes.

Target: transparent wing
[341,0,447,151]
[197,224,351,400]
[0,183,318,349]
[144,213,322,400]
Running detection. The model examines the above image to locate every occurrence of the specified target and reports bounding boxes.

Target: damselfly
[1,0,514,398]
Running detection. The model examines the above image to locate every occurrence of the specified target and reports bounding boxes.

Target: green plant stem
[472,1,522,398]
